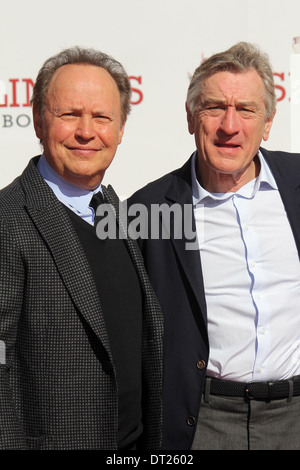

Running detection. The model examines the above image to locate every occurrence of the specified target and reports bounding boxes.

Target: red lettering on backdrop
[22,79,34,106]
[0,79,27,107]
[9,79,20,107]
[129,76,143,105]
[8,78,34,107]
[1,77,143,107]
[274,72,286,102]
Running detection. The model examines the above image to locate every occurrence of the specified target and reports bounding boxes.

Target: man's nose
[219,107,240,134]
[75,116,96,140]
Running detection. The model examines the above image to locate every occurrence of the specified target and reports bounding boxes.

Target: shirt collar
[37,153,102,217]
[191,149,278,205]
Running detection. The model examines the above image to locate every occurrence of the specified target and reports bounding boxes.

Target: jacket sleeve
[0,218,28,449]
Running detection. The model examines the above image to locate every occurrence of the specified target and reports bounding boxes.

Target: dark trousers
[192,377,300,450]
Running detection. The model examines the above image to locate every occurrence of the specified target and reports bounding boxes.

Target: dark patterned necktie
[89,191,104,227]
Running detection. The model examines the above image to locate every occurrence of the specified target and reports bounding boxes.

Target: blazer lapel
[164,157,208,320]
[261,148,300,257]
[20,158,113,356]
[276,179,300,256]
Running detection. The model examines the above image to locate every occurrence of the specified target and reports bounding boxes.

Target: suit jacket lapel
[276,180,300,256]
[261,148,300,257]
[20,158,113,356]
[164,156,208,320]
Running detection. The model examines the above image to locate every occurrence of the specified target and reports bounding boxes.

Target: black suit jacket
[128,147,300,450]
[0,156,163,450]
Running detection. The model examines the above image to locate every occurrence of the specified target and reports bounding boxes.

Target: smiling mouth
[68,147,99,155]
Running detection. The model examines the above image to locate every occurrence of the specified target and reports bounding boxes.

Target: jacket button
[186,416,196,426]
[196,359,206,370]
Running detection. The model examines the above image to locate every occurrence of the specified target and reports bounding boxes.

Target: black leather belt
[208,376,300,400]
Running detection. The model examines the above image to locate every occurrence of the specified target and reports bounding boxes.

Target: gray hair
[31,46,131,124]
[186,41,276,119]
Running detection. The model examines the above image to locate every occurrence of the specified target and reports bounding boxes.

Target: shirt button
[196,359,206,370]
[186,416,196,426]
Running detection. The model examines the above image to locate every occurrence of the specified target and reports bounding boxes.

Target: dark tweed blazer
[0,156,163,450]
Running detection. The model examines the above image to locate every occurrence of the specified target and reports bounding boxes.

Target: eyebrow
[199,98,260,109]
[54,106,112,116]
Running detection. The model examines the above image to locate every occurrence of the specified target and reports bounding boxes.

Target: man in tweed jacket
[0,47,163,450]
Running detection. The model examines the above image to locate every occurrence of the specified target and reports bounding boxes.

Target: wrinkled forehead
[44,64,122,116]
[47,64,119,96]
[198,70,268,109]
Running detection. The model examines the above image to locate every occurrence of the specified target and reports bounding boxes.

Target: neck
[197,155,260,193]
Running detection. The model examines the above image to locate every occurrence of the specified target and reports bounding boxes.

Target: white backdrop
[1,0,300,198]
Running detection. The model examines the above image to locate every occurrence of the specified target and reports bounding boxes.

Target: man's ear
[32,104,43,140]
[118,119,126,145]
[186,102,195,135]
[262,110,276,142]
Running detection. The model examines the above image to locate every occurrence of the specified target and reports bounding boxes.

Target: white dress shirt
[37,154,102,225]
[191,151,300,382]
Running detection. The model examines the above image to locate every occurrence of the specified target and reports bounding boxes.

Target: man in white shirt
[129,41,300,449]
